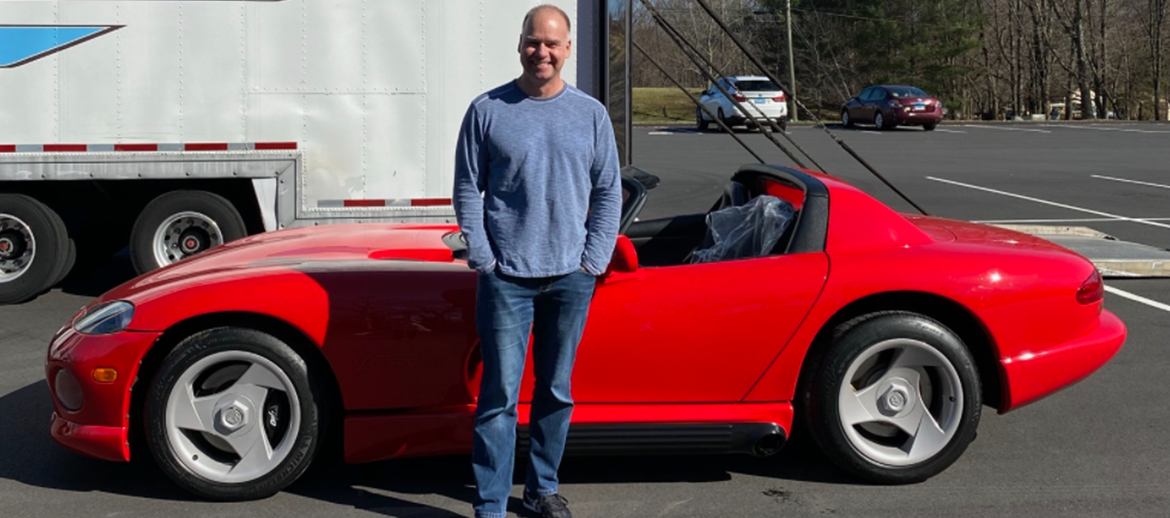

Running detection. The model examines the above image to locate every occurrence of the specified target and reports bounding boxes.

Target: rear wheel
[923,123,938,131]
[696,107,710,131]
[130,191,247,274]
[0,194,71,304]
[875,112,890,130]
[145,328,322,501]
[717,108,730,132]
[802,312,981,484]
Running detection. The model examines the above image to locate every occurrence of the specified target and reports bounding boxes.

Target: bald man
[452,4,621,518]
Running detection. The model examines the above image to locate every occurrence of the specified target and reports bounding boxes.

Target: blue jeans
[471,269,596,518]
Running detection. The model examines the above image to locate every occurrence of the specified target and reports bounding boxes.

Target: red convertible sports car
[46,164,1125,500]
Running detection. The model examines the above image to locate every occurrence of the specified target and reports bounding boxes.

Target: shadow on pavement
[0,381,193,501]
[4,377,854,514]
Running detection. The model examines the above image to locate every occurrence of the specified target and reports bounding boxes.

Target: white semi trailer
[0,0,620,304]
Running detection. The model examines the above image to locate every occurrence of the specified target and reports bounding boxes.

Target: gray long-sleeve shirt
[453,81,622,278]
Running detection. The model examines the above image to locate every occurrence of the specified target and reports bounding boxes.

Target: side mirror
[603,235,638,276]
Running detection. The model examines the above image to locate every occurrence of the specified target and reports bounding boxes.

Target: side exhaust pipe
[752,431,786,457]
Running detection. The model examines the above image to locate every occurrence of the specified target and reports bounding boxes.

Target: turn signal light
[92,368,118,383]
[1076,269,1104,305]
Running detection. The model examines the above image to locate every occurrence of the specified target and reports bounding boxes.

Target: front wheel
[841,110,853,128]
[145,328,322,500]
[802,312,981,484]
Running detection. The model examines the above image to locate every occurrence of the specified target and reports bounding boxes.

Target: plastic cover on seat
[689,195,795,264]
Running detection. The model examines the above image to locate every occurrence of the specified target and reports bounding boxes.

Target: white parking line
[925,177,1170,230]
[648,131,674,135]
[1091,175,1170,190]
[1105,285,1170,313]
[976,217,1170,224]
[933,128,967,134]
[1046,125,1170,134]
[959,124,1052,134]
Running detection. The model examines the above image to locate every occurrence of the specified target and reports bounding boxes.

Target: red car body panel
[45,166,1126,467]
[46,326,161,461]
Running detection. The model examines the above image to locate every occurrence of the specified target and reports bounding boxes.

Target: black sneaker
[522,490,572,518]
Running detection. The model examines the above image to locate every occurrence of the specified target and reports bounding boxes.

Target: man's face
[519,10,571,84]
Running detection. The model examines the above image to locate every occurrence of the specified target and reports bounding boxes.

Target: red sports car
[45,165,1125,500]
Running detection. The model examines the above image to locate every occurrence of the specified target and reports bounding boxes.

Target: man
[451,4,621,518]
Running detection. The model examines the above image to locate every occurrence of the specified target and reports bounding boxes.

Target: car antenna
[638,0,818,170]
[687,0,931,216]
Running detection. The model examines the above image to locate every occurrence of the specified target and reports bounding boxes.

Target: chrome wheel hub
[877,378,916,417]
[0,214,34,282]
[215,398,252,434]
[153,211,223,267]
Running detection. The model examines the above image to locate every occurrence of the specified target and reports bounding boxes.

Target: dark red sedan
[842,85,944,131]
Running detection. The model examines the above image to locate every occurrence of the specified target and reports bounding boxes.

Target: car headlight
[73,301,135,335]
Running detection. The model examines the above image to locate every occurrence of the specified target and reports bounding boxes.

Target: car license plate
[754,98,767,104]
[913,104,925,111]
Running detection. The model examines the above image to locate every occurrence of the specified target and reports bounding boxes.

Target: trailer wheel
[0,194,71,304]
[130,191,247,274]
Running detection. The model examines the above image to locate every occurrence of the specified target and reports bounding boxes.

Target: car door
[699,83,716,121]
[850,87,873,121]
[867,87,888,119]
[563,253,829,403]
[710,78,731,118]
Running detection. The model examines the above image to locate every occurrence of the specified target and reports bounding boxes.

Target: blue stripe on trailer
[0,26,113,68]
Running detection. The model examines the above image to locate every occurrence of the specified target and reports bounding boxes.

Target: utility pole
[786,0,797,122]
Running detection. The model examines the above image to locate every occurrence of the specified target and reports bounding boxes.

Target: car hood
[100,223,461,302]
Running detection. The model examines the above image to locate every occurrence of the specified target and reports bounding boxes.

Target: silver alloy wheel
[153,211,224,267]
[0,213,34,283]
[838,338,962,466]
[842,111,850,126]
[164,350,301,484]
[875,112,884,129]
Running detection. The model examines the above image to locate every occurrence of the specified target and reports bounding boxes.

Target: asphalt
[2,122,1170,517]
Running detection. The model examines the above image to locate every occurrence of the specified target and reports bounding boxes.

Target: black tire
[145,327,322,501]
[778,118,789,131]
[717,108,731,132]
[801,312,981,484]
[923,123,938,131]
[0,194,71,304]
[130,190,247,274]
[696,107,710,131]
[841,109,853,128]
[875,112,891,130]
[52,238,77,288]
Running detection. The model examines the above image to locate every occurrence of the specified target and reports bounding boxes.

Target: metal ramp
[995,225,1170,278]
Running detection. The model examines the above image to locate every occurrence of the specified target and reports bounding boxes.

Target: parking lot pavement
[3,124,1170,517]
